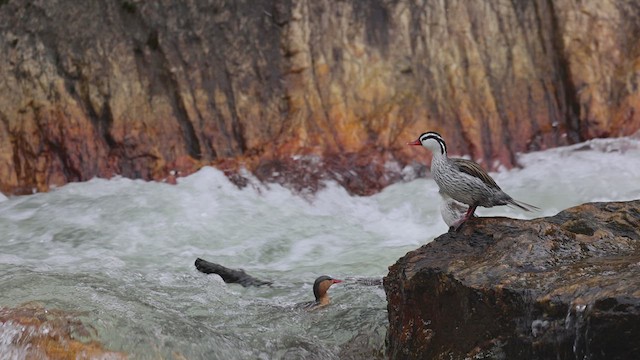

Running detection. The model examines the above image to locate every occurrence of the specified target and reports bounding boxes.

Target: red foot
[452,205,477,231]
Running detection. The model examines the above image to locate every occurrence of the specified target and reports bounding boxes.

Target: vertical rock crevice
[130,6,203,161]
[307,1,342,152]
[545,0,582,143]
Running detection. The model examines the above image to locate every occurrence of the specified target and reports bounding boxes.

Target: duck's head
[313,275,343,302]
[408,132,447,155]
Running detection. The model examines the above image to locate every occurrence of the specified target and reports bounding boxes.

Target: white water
[0,137,639,359]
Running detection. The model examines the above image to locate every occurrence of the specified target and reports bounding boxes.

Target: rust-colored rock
[1,0,639,195]
[383,200,640,359]
[0,303,126,359]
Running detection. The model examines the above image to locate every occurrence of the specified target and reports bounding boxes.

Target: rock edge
[384,200,640,360]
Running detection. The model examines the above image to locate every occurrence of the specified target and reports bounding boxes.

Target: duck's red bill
[332,279,343,284]
[407,140,421,146]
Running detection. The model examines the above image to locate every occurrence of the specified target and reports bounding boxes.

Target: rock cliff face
[383,200,640,360]
[1,0,640,195]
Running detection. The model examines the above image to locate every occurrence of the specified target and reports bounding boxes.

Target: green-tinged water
[1,137,639,359]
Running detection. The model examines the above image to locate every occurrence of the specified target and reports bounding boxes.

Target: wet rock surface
[384,200,640,360]
[1,0,640,195]
[0,303,126,359]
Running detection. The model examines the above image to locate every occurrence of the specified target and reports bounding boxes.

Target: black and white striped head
[408,132,447,155]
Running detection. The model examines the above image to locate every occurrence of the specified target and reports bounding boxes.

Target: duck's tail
[507,198,540,212]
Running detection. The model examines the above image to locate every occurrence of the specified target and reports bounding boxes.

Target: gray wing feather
[451,158,501,190]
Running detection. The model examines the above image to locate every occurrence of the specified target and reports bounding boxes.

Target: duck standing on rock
[409,131,538,229]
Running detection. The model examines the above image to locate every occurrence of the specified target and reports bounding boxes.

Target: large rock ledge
[383,200,640,360]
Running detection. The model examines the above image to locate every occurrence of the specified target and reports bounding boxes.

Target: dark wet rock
[384,200,640,360]
[247,149,403,197]
[338,324,386,360]
[195,257,272,287]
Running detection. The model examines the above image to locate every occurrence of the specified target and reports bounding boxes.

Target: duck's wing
[450,158,501,190]
[294,300,322,311]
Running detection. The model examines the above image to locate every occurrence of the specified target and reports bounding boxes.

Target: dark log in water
[194,258,272,287]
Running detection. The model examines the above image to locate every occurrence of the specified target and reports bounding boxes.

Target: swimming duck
[298,275,343,310]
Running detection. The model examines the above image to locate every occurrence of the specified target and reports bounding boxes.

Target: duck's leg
[464,204,477,219]
[452,204,477,231]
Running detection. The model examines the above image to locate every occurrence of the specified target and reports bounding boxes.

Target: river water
[1,136,639,359]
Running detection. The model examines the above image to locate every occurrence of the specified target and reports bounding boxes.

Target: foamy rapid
[0,136,639,358]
